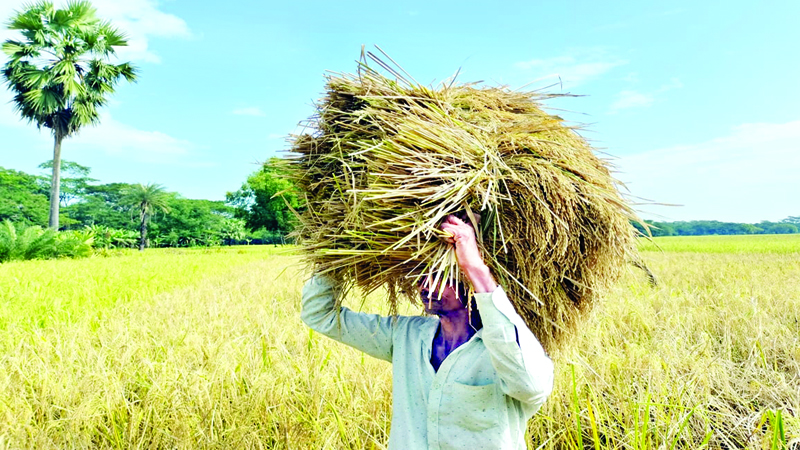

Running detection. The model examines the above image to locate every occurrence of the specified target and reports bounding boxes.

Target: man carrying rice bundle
[293,47,640,449]
[301,214,554,449]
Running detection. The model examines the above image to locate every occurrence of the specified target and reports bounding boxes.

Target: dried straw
[286,49,641,352]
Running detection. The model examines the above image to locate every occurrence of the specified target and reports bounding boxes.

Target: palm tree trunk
[49,133,63,230]
[139,212,147,251]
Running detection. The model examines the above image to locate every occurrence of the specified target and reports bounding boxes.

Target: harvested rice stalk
[285,49,642,352]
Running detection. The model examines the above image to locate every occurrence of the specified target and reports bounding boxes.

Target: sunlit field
[1,237,798,449]
[639,234,800,254]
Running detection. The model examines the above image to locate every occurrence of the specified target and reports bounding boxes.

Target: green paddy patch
[0,246,289,330]
[639,234,800,254]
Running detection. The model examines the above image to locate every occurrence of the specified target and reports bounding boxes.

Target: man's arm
[301,275,395,362]
[441,215,554,411]
[473,287,554,411]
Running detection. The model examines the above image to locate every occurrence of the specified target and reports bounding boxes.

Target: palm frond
[0,221,18,262]
[1,0,137,134]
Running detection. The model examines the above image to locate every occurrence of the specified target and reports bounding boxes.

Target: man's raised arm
[441,215,554,413]
[301,275,396,362]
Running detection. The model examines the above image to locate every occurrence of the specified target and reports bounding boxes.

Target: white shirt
[301,276,554,450]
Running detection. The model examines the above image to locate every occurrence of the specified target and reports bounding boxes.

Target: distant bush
[247,228,292,245]
[0,221,93,263]
[85,225,138,249]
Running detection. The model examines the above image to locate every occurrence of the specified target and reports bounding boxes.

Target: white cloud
[0,92,194,164]
[0,0,191,64]
[232,107,267,117]
[73,113,193,160]
[609,78,683,113]
[616,120,800,222]
[610,90,655,111]
[622,72,640,83]
[514,50,627,88]
[657,78,684,91]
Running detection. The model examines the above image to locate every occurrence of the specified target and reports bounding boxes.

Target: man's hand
[441,215,498,293]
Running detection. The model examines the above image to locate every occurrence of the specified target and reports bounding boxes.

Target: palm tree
[122,183,171,251]
[2,1,137,229]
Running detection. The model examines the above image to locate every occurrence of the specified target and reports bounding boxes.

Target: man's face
[418,277,466,316]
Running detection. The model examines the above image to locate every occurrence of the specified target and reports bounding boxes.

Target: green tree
[121,183,171,251]
[38,160,96,206]
[149,198,234,247]
[219,218,247,245]
[226,158,304,234]
[782,216,800,225]
[0,166,50,225]
[2,1,137,229]
[758,221,799,235]
[633,220,676,237]
[65,182,137,229]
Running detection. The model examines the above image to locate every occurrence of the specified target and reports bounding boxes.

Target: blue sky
[1,0,798,222]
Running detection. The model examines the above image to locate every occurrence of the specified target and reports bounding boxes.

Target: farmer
[301,215,554,449]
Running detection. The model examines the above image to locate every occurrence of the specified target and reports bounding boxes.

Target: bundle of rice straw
[286,48,641,352]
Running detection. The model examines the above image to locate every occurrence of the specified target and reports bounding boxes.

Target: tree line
[0,161,291,251]
[635,218,800,237]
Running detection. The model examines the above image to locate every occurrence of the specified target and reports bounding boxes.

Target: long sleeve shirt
[301,275,554,450]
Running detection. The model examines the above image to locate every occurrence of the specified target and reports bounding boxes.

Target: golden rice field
[0,235,798,449]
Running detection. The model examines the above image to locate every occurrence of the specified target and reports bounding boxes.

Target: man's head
[417,275,483,329]
[417,275,469,316]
